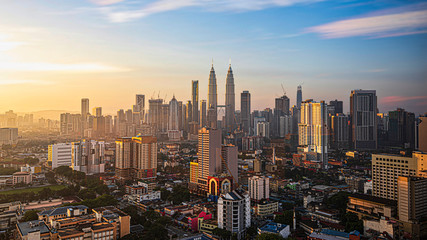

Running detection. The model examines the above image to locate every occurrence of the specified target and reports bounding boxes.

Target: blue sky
[0,0,426,115]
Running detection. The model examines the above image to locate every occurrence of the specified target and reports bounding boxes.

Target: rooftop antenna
[229,58,231,66]
[212,58,214,67]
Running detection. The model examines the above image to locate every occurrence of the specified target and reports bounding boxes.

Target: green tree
[256,233,284,240]
[275,211,294,228]
[22,210,39,221]
[212,228,232,240]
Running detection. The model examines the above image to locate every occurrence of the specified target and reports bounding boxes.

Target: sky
[0,0,426,116]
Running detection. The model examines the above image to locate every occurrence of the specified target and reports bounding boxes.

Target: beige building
[12,172,32,185]
[248,176,270,201]
[372,152,427,200]
[254,201,278,217]
[347,193,397,220]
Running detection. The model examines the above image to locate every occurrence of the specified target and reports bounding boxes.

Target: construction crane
[281,83,286,96]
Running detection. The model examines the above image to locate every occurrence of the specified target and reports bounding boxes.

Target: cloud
[99,0,323,23]
[90,0,125,6]
[0,79,52,85]
[0,62,131,72]
[0,34,26,52]
[381,96,427,104]
[306,6,427,38]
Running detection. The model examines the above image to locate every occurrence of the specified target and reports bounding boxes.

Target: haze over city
[0,0,426,115]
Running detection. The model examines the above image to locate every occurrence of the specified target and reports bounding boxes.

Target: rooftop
[350,193,397,206]
[17,220,50,237]
[258,222,288,233]
[38,205,88,217]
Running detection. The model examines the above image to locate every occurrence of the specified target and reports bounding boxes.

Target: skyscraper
[296,85,302,109]
[81,98,89,135]
[330,113,350,149]
[241,91,251,135]
[329,99,343,114]
[350,90,377,149]
[136,94,145,122]
[299,100,328,169]
[200,100,207,128]
[388,108,415,149]
[208,64,218,128]
[148,99,163,134]
[93,107,102,117]
[225,64,235,133]
[192,80,199,123]
[197,127,222,194]
[221,145,238,186]
[274,95,290,137]
[168,96,180,141]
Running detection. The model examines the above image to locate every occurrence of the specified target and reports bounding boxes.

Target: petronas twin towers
[207,63,235,132]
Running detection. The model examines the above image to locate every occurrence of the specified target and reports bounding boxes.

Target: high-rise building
[192,80,199,123]
[299,100,328,168]
[372,152,427,200]
[0,128,18,146]
[330,114,350,149]
[274,95,290,137]
[217,190,251,240]
[350,90,377,149]
[200,100,207,128]
[81,98,89,134]
[208,64,218,128]
[241,91,251,135]
[221,145,238,186]
[92,107,102,117]
[225,64,235,133]
[168,96,180,141]
[388,108,415,149]
[248,176,270,201]
[398,176,427,222]
[419,116,427,152]
[71,140,105,175]
[197,128,222,194]
[279,115,292,138]
[136,94,145,118]
[148,99,163,133]
[115,135,157,181]
[49,143,72,169]
[329,99,343,114]
[296,85,302,109]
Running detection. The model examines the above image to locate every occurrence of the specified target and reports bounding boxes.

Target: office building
[398,176,427,222]
[197,128,222,194]
[256,121,270,138]
[248,176,270,201]
[115,135,157,181]
[330,114,350,149]
[49,143,72,169]
[274,95,290,137]
[192,80,199,124]
[221,145,238,186]
[420,116,427,152]
[350,90,377,149]
[225,64,235,133]
[388,108,415,149]
[208,63,218,129]
[148,99,163,133]
[372,152,427,200]
[299,100,328,168]
[93,107,102,117]
[241,91,251,135]
[296,85,302,109]
[329,99,343,114]
[71,140,105,175]
[200,100,207,128]
[168,96,180,141]
[0,128,18,146]
[217,190,251,240]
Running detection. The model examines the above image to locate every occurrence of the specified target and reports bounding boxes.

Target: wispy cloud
[90,0,125,6]
[381,96,427,104]
[97,0,323,23]
[306,4,427,38]
[0,79,52,85]
[0,62,130,72]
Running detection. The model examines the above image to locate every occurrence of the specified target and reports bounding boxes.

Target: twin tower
[206,63,235,133]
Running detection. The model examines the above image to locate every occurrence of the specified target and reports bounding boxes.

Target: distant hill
[17,110,79,121]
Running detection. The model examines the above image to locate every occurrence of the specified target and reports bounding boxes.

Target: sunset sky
[0,0,426,116]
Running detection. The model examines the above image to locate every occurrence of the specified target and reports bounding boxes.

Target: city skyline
[0,0,426,115]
